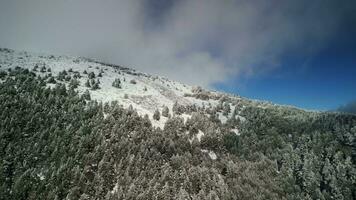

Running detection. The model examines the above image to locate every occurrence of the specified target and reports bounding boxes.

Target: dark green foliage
[222,102,231,116]
[172,102,185,115]
[47,76,56,84]
[112,78,121,88]
[91,80,100,90]
[40,66,46,73]
[73,71,81,79]
[0,68,355,200]
[223,132,239,154]
[0,71,7,79]
[153,109,160,121]
[230,105,356,199]
[88,72,95,79]
[85,79,90,88]
[69,78,80,90]
[64,75,71,82]
[82,89,91,100]
[57,70,67,81]
[162,106,169,117]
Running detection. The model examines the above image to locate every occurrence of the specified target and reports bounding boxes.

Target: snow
[111,183,119,194]
[218,112,228,124]
[200,149,217,160]
[201,149,208,153]
[37,173,45,181]
[235,115,246,122]
[231,128,240,136]
[188,129,205,143]
[196,130,205,142]
[208,151,217,160]
[0,49,247,128]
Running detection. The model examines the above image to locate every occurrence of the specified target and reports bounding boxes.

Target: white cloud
[0,0,351,87]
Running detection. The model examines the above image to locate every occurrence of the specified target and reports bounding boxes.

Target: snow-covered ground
[0,48,243,132]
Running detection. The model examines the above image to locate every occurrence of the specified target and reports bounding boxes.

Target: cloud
[0,0,353,87]
[338,100,356,114]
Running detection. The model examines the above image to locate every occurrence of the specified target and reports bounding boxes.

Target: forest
[0,67,355,199]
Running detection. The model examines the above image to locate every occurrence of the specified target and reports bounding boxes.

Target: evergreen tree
[153,109,160,121]
[40,66,46,72]
[112,78,121,88]
[91,80,100,90]
[88,72,95,79]
[47,76,56,84]
[223,103,231,116]
[85,79,91,88]
[162,106,169,117]
[69,78,80,90]
[83,89,91,100]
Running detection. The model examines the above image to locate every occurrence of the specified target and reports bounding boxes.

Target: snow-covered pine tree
[162,106,169,117]
[153,109,161,121]
[112,78,121,88]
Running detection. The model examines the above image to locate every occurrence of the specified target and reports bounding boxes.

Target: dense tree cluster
[0,68,355,199]
[230,105,356,199]
[112,78,122,89]
[153,109,160,121]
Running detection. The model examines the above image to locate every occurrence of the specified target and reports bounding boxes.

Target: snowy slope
[1,48,241,128]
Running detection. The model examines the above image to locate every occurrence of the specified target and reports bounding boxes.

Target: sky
[0,0,355,111]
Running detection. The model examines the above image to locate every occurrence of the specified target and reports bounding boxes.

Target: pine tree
[47,77,56,84]
[112,78,121,88]
[85,80,91,88]
[40,66,46,73]
[83,90,91,100]
[223,103,231,116]
[162,106,169,117]
[88,72,95,79]
[173,102,184,115]
[91,80,100,90]
[69,78,80,90]
[153,109,160,121]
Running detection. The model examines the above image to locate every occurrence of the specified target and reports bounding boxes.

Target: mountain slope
[1,48,356,200]
[0,48,245,128]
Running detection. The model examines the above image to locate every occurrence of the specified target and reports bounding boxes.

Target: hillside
[0,48,355,200]
[0,48,247,128]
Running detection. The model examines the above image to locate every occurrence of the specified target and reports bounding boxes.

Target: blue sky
[214,6,356,111]
[215,28,356,110]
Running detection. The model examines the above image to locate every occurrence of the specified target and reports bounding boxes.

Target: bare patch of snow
[37,173,45,181]
[200,149,208,153]
[231,128,240,136]
[235,115,246,122]
[208,151,217,160]
[111,183,118,194]
[196,130,205,142]
[200,149,217,160]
